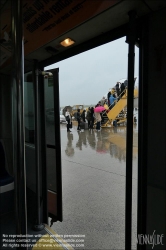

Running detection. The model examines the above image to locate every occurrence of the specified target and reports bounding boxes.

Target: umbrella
[94,106,105,113]
[63,106,72,116]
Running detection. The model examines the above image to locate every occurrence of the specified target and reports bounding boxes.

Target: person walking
[100,97,106,106]
[65,109,72,132]
[107,90,111,107]
[109,94,117,109]
[76,108,81,131]
[120,82,125,97]
[115,82,120,97]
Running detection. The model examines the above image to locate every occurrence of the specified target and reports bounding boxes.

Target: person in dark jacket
[77,109,81,131]
[81,110,86,122]
[120,82,126,97]
[115,82,120,97]
[89,107,94,129]
[107,90,111,106]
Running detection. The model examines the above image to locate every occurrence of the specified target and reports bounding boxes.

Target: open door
[44,68,63,223]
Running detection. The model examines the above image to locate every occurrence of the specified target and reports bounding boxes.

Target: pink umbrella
[94,106,105,113]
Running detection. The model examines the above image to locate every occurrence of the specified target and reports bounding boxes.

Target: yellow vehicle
[71,105,84,120]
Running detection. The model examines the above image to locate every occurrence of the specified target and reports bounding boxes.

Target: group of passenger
[77,107,95,131]
[79,103,104,132]
[65,81,127,132]
[107,81,126,108]
[65,106,99,132]
[97,81,126,110]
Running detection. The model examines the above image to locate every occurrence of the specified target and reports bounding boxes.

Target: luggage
[80,121,88,130]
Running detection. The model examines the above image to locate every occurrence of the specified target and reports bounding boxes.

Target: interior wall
[143,8,166,249]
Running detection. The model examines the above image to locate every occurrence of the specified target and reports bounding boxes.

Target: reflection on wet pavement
[65,133,74,157]
[60,122,138,181]
[53,122,138,250]
[62,123,138,163]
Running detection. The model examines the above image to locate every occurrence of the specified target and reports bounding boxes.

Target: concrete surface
[51,121,138,250]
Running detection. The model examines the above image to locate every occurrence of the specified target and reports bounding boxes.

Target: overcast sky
[45,37,139,107]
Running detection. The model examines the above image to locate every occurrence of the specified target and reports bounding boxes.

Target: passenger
[124,79,128,88]
[96,101,101,107]
[104,98,108,105]
[86,107,91,129]
[115,82,120,97]
[94,112,101,131]
[107,90,111,107]
[109,94,117,109]
[90,107,95,129]
[113,92,117,98]
[76,108,81,131]
[120,82,125,97]
[81,109,86,122]
[100,96,106,106]
[98,100,105,123]
[65,109,72,132]
[94,104,102,131]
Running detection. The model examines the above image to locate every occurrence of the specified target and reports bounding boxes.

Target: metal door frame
[12,0,27,240]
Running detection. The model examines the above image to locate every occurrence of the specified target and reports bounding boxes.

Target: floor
[51,121,138,250]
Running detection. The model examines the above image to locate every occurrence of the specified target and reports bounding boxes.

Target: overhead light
[60,38,75,47]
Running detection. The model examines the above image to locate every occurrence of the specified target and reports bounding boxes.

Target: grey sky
[45,37,139,107]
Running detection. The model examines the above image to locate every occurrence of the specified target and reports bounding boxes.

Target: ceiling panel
[1,0,166,74]
[144,0,166,11]
[25,0,152,62]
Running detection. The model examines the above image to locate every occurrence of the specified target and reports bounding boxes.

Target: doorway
[45,37,139,250]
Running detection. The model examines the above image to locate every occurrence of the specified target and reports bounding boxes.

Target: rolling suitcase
[80,121,88,130]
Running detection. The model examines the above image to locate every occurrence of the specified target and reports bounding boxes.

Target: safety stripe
[44,227,71,250]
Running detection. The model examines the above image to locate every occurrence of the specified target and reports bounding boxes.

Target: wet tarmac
[52,121,138,250]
